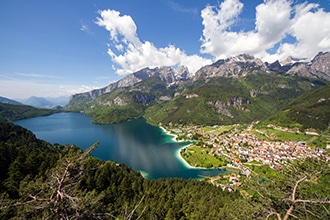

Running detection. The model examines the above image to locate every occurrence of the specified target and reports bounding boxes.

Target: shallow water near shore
[14,112,227,179]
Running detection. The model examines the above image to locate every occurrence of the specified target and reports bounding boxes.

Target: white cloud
[167,1,198,15]
[80,20,94,35]
[200,0,330,62]
[80,24,88,32]
[67,85,100,95]
[95,9,211,75]
[15,72,62,79]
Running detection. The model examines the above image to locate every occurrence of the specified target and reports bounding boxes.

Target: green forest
[1,122,329,219]
[0,103,60,122]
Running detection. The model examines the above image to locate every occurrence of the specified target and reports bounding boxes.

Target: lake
[14,112,226,179]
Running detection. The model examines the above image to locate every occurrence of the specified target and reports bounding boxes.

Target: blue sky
[1,0,330,99]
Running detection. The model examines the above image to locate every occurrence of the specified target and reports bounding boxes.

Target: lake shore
[159,126,197,168]
[159,125,214,170]
[175,145,196,169]
[159,126,183,142]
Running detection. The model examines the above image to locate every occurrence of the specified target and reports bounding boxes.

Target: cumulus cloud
[200,0,330,62]
[95,9,211,75]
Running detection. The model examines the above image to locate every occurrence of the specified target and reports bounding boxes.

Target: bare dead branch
[266,211,282,220]
[125,195,146,220]
[292,176,307,202]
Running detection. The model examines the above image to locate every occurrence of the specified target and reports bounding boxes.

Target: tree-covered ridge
[0,103,60,122]
[145,74,326,126]
[1,123,329,219]
[65,60,329,130]
[261,83,330,131]
[0,123,240,219]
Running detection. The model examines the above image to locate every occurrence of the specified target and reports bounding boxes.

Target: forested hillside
[260,83,330,131]
[0,103,60,122]
[65,52,330,129]
[1,123,329,219]
[145,74,326,126]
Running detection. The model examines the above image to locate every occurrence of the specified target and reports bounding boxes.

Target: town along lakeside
[14,113,229,180]
[161,122,330,190]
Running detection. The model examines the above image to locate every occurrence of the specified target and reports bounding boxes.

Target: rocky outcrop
[249,89,260,98]
[67,66,189,109]
[66,52,330,113]
[133,93,155,105]
[208,100,233,118]
[185,94,199,99]
[268,52,330,81]
[197,52,330,82]
[194,54,267,80]
[208,97,251,117]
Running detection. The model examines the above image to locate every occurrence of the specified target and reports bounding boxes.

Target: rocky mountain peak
[66,51,330,111]
[310,52,330,74]
[67,66,190,107]
[280,56,310,66]
[193,54,267,80]
[285,52,330,80]
[227,54,256,62]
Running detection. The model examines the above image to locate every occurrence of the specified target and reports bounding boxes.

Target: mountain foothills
[260,83,330,131]
[0,96,22,105]
[18,96,70,109]
[0,103,60,122]
[0,95,67,122]
[1,52,330,219]
[65,52,330,131]
[1,122,329,219]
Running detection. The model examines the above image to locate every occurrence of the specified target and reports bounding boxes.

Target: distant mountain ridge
[66,66,190,110]
[0,103,60,122]
[19,96,69,109]
[65,52,330,129]
[0,96,22,105]
[194,52,330,80]
[68,52,330,105]
[270,52,330,81]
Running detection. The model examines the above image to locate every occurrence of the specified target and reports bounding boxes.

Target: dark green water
[14,112,226,179]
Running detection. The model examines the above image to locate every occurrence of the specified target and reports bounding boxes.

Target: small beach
[175,145,195,169]
[159,126,196,168]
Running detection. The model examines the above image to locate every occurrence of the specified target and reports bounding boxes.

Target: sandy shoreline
[175,145,196,169]
[159,126,184,142]
[159,126,202,169]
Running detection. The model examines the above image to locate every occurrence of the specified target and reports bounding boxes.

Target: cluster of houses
[211,131,328,170]
[210,173,242,192]
[170,124,328,176]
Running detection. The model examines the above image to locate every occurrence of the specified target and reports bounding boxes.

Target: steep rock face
[193,54,267,80]
[267,60,292,74]
[66,66,189,110]
[208,97,251,118]
[308,52,330,80]
[133,93,155,105]
[65,51,330,117]
[270,52,330,81]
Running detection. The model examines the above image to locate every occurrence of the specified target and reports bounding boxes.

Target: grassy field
[201,125,235,135]
[180,145,228,168]
[252,127,328,148]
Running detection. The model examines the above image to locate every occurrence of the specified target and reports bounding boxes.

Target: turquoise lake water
[14,112,226,179]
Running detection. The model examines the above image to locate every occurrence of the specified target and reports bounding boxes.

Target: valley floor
[164,123,330,187]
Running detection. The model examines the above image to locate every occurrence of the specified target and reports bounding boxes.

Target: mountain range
[0,96,70,109]
[19,96,69,109]
[65,52,330,130]
[0,96,22,105]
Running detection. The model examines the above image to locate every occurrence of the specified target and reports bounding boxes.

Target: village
[165,123,330,190]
